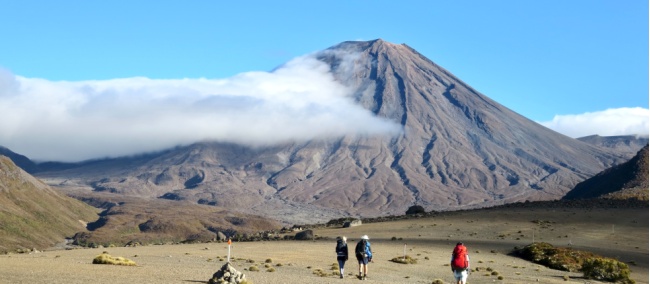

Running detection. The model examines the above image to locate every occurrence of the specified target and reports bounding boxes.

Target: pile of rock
[208,262,246,284]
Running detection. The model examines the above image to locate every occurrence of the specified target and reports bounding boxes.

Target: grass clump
[249,266,259,272]
[92,253,137,266]
[312,268,328,277]
[432,279,444,284]
[390,255,417,264]
[582,257,634,284]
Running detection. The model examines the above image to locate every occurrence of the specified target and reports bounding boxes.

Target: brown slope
[0,156,99,253]
[35,39,629,223]
[563,144,649,200]
[67,191,282,247]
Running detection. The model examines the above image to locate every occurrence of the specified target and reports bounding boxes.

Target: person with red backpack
[450,242,470,284]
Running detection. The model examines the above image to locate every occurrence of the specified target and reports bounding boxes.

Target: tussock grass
[92,253,137,266]
[390,255,417,264]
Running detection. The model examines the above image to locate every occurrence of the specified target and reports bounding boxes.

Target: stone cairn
[208,262,247,284]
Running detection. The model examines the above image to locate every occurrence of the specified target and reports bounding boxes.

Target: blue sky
[0,0,647,161]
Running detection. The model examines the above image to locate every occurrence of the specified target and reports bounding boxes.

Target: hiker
[450,242,470,284]
[335,236,349,279]
[355,235,372,280]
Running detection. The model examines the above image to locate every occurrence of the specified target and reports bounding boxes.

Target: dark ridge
[0,146,39,173]
[564,144,649,200]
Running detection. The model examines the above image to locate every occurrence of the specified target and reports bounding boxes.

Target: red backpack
[451,243,469,270]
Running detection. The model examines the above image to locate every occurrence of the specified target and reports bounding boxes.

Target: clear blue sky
[0,1,648,161]
[1,0,647,121]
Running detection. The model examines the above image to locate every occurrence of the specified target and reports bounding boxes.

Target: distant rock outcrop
[294,230,314,240]
[563,145,649,200]
[405,205,426,215]
[343,219,362,228]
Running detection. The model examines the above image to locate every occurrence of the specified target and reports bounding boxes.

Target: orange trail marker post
[227,238,232,263]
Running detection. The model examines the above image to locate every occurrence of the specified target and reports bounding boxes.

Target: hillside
[64,188,282,247]
[0,156,98,253]
[33,39,628,224]
[578,135,648,156]
[563,144,649,200]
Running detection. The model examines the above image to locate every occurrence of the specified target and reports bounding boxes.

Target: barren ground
[0,206,647,284]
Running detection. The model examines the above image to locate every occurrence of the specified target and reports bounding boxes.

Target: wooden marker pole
[227,238,232,263]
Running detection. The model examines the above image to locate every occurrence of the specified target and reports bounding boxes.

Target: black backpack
[355,240,366,256]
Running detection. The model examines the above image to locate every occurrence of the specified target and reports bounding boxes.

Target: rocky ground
[0,206,646,284]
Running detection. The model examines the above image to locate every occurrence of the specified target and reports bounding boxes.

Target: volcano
[33,39,626,223]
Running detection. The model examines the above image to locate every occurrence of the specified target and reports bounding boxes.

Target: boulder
[294,229,314,240]
[208,262,246,284]
[405,205,425,215]
[343,219,362,228]
[216,231,227,242]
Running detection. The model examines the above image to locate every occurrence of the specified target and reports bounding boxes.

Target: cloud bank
[539,107,649,138]
[0,54,402,162]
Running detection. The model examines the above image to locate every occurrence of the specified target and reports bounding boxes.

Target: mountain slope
[0,156,98,253]
[0,146,39,174]
[35,39,628,223]
[578,135,648,155]
[563,144,649,200]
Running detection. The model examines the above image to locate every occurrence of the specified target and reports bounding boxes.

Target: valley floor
[0,207,647,284]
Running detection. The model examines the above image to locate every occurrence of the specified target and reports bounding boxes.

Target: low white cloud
[0,54,402,162]
[538,107,649,138]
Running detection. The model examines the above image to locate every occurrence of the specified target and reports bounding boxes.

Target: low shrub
[516,242,636,283]
[92,253,137,266]
[582,257,634,284]
[515,242,597,272]
[390,255,417,264]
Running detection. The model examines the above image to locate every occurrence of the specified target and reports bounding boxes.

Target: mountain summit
[35,39,626,223]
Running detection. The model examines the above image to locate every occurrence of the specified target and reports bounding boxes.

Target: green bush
[515,242,597,272]
[581,257,635,284]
